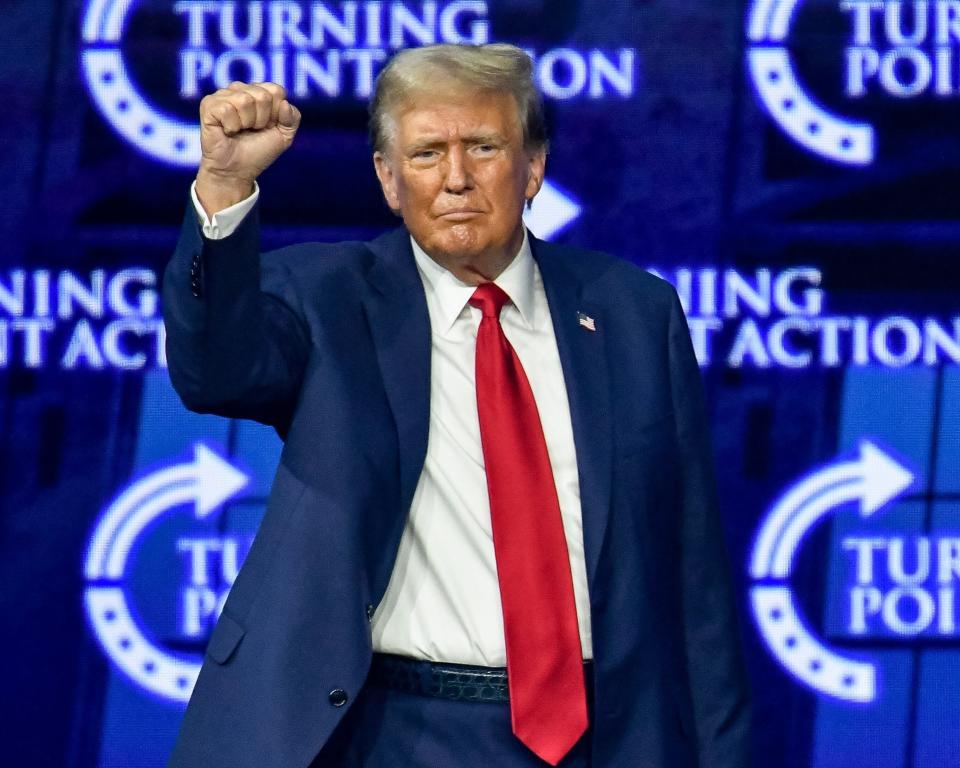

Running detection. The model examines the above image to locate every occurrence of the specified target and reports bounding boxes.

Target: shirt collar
[411,229,537,335]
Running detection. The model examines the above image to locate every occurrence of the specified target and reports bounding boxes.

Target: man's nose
[442,146,473,193]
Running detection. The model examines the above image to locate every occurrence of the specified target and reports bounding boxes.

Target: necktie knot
[469,282,510,320]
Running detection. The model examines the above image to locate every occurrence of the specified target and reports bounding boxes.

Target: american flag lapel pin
[577,311,597,332]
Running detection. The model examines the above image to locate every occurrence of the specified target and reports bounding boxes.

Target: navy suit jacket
[162,202,751,768]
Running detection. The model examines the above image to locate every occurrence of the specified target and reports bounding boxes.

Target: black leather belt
[368,652,593,705]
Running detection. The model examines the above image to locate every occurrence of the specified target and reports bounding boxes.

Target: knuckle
[216,103,237,123]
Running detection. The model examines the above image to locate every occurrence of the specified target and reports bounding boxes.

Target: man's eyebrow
[463,132,506,145]
[404,132,507,153]
[405,137,445,152]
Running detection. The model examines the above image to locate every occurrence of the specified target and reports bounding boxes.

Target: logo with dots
[83,444,250,702]
[749,441,920,703]
[747,0,960,165]
[80,0,204,166]
[80,0,637,168]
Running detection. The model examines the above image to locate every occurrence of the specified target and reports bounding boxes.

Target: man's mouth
[438,210,484,221]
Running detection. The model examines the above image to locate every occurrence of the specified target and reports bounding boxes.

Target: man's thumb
[278,101,301,131]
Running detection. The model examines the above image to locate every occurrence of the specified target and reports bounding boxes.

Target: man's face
[373,89,545,283]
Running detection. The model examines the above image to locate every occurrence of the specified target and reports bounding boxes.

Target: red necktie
[469,282,588,766]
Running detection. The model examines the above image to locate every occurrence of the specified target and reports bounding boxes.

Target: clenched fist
[195,81,301,216]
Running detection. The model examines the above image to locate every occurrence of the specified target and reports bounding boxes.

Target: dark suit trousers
[310,681,593,767]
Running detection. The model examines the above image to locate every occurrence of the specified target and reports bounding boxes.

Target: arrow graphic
[83,443,249,703]
[751,440,913,580]
[85,444,248,580]
[523,179,582,240]
[748,439,916,704]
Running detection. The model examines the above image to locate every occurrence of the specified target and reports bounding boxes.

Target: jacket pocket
[206,611,246,665]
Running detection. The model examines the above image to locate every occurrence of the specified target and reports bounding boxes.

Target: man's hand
[195,81,301,216]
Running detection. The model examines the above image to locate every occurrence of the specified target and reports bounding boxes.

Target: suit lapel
[361,228,613,589]
[531,236,613,589]
[362,228,432,515]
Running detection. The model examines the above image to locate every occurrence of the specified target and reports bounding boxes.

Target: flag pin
[577,311,596,332]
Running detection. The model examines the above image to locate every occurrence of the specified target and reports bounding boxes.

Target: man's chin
[411,222,522,280]
[422,229,486,262]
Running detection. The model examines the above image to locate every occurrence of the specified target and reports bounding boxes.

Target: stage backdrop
[2,1,959,766]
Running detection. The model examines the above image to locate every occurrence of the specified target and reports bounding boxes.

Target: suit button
[329,688,348,707]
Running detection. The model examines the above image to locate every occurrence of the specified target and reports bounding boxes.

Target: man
[163,43,750,768]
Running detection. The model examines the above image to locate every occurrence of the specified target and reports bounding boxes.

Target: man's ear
[524,147,546,203]
[373,151,401,212]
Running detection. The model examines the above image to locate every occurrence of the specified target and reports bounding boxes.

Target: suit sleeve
[667,288,752,767]
[162,199,310,431]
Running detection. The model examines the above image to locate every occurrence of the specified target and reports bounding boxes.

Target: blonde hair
[369,43,548,153]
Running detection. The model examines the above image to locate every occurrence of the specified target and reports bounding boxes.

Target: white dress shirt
[191,182,593,665]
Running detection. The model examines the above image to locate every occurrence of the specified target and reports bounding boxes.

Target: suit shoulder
[262,239,386,301]
[604,258,678,325]
[542,240,677,310]
[261,239,374,278]
[609,255,675,297]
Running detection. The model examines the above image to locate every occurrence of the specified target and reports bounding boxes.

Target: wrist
[195,167,255,217]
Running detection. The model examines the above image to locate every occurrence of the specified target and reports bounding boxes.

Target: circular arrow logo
[76,1,585,239]
[80,0,202,166]
[749,440,915,702]
[84,443,249,702]
[746,0,875,165]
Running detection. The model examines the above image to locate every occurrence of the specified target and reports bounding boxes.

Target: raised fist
[195,81,301,215]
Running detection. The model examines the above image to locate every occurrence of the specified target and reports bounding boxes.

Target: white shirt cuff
[190,180,260,240]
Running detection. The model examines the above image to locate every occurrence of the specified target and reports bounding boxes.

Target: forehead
[390,90,521,144]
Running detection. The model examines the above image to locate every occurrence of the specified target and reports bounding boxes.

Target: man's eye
[475,144,496,154]
[413,150,437,160]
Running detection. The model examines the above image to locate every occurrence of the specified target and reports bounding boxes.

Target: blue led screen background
[2,1,960,766]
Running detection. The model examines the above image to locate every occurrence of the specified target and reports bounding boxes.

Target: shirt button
[365,603,375,621]
[328,688,348,707]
